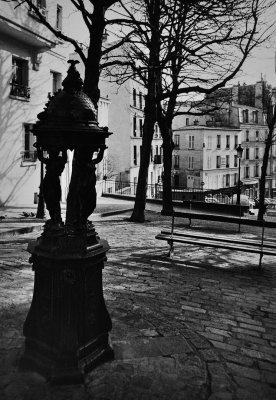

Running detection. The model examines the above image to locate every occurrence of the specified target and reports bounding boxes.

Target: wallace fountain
[20,60,113,384]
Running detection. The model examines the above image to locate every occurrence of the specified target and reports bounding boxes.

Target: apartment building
[172,80,276,197]
[100,76,163,188]
[0,0,70,206]
[173,126,242,190]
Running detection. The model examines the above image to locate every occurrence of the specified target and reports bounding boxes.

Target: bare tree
[7,0,132,107]
[114,0,275,221]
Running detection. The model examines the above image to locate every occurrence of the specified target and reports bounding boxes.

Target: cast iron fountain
[20,60,113,384]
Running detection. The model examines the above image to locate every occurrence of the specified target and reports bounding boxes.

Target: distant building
[0,0,71,206]
[172,80,276,197]
[100,77,163,189]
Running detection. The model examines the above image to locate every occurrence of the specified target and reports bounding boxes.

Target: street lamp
[236,144,243,205]
[20,61,113,383]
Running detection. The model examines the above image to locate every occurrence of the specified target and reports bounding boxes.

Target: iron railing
[102,180,256,203]
[21,151,37,162]
[10,82,30,99]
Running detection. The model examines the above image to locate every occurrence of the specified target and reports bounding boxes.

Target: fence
[102,180,247,204]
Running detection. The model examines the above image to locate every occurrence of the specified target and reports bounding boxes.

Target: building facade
[0,0,71,206]
[100,76,163,190]
[172,81,276,197]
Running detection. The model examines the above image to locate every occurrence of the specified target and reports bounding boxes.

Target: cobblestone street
[0,209,276,399]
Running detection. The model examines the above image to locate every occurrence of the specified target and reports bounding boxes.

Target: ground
[0,205,276,399]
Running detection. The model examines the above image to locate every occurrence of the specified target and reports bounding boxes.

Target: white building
[100,77,163,189]
[173,126,242,190]
[0,0,71,206]
[172,81,276,197]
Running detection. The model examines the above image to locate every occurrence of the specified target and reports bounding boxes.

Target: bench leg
[168,240,174,259]
[258,253,263,269]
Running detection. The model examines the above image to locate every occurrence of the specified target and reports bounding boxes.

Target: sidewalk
[0,197,135,237]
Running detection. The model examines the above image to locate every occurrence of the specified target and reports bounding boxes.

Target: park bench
[156,211,276,268]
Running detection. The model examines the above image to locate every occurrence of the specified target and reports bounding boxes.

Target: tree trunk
[83,4,106,106]
[258,127,274,221]
[161,128,173,214]
[130,0,161,222]
[130,108,155,222]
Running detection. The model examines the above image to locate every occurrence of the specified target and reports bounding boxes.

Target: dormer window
[30,0,47,19]
[243,109,249,123]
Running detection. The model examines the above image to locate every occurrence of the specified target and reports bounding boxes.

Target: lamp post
[20,61,113,383]
[236,144,243,205]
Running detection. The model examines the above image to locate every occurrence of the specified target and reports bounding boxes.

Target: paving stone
[1,211,276,399]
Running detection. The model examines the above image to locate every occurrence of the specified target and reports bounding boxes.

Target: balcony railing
[21,151,37,162]
[10,82,30,99]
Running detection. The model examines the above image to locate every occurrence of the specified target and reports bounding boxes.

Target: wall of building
[0,0,71,206]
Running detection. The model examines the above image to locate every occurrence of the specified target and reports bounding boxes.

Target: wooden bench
[156,211,276,268]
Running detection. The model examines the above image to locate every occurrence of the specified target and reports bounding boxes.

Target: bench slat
[160,230,276,249]
[155,234,276,256]
[162,211,276,229]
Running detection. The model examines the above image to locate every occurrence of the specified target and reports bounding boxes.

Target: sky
[64,3,276,89]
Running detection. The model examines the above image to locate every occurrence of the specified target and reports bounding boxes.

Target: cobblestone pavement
[0,211,276,399]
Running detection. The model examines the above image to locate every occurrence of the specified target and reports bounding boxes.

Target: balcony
[21,151,37,162]
[10,82,30,100]
[154,155,163,164]
[0,14,56,51]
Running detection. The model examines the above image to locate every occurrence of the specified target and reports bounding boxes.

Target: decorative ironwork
[10,82,30,99]
[20,60,113,384]
[21,150,37,162]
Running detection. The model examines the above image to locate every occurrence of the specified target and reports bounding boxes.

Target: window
[51,71,62,94]
[216,156,221,168]
[245,148,250,160]
[174,155,180,168]
[133,145,137,165]
[245,130,249,142]
[226,155,230,168]
[253,110,258,124]
[234,173,238,185]
[256,130,259,141]
[133,115,136,136]
[225,174,230,187]
[139,92,143,109]
[217,135,221,149]
[11,57,30,99]
[226,135,230,149]
[155,145,158,155]
[255,147,259,159]
[207,136,212,149]
[255,164,259,177]
[154,123,159,137]
[140,145,142,164]
[133,88,136,107]
[207,156,211,169]
[188,156,194,169]
[56,4,63,31]
[188,135,194,149]
[234,135,238,148]
[174,174,179,187]
[22,124,37,162]
[139,119,143,137]
[30,0,47,18]
[234,155,238,167]
[245,166,250,178]
[243,109,249,123]
[174,134,180,149]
